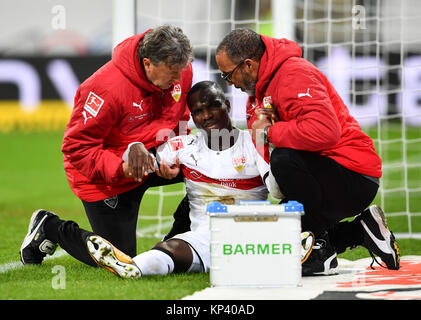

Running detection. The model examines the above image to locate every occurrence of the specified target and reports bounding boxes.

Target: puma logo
[190,154,198,166]
[298,88,312,99]
[82,110,93,125]
[133,101,143,111]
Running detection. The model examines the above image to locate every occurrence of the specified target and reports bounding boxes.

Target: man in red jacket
[20,25,193,267]
[216,28,400,275]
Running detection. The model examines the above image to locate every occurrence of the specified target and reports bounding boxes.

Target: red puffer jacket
[62,31,192,202]
[247,35,382,178]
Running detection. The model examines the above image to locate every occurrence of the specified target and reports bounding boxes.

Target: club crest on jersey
[84,91,104,117]
[169,138,184,151]
[232,155,247,173]
[263,95,273,109]
[171,84,182,102]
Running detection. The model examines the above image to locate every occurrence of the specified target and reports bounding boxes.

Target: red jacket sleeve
[62,87,124,184]
[267,61,341,151]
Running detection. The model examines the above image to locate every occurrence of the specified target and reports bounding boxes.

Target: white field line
[0,249,68,274]
[0,223,165,274]
[136,220,174,238]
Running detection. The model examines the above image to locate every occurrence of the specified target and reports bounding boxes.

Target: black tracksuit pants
[44,172,190,267]
[270,148,379,253]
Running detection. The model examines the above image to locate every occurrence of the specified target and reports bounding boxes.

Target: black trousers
[45,172,190,267]
[270,148,379,253]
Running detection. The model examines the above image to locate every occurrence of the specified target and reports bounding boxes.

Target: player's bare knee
[152,239,193,273]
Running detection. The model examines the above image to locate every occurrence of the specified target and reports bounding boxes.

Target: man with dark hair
[215,28,400,275]
[20,25,194,267]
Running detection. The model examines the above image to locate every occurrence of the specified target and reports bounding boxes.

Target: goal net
[127,0,421,239]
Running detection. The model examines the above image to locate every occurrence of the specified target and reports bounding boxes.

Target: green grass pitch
[0,126,420,300]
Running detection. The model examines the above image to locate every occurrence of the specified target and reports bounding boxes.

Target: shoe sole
[305,253,339,276]
[361,205,400,270]
[86,236,141,279]
[301,231,315,263]
[20,209,50,264]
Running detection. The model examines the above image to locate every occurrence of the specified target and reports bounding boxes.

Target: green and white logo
[222,243,292,255]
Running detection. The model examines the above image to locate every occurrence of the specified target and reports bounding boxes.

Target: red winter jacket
[62,31,192,202]
[247,35,382,178]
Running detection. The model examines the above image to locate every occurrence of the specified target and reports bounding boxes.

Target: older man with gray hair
[20,25,194,268]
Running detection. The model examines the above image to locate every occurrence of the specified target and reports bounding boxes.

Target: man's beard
[241,70,257,96]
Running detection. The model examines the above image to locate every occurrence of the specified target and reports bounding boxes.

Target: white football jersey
[123,129,282,271]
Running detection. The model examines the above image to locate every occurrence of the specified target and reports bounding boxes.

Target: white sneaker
[86,235,141,278]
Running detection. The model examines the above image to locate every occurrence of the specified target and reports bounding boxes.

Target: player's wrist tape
[263,125,270,144]
[122,141,144,162]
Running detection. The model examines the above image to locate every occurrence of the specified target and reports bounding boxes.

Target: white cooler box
[207,200,304,288]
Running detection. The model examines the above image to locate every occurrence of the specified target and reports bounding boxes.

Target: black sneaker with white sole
[20,209,58,264]
[354,205,400,270]
[302,232,339,276]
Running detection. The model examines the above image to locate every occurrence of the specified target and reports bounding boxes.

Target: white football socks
[132,249,175,276]
[132,245,202,275]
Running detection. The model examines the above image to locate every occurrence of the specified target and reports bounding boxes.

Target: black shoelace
[368,250,388,270]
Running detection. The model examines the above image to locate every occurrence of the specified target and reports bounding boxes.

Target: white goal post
[113,0,421,239]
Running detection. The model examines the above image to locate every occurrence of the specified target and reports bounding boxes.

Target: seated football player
[19,80,290,278]
[85,80,286,278]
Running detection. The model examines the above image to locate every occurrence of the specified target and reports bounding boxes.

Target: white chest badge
[84,91,104,117]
